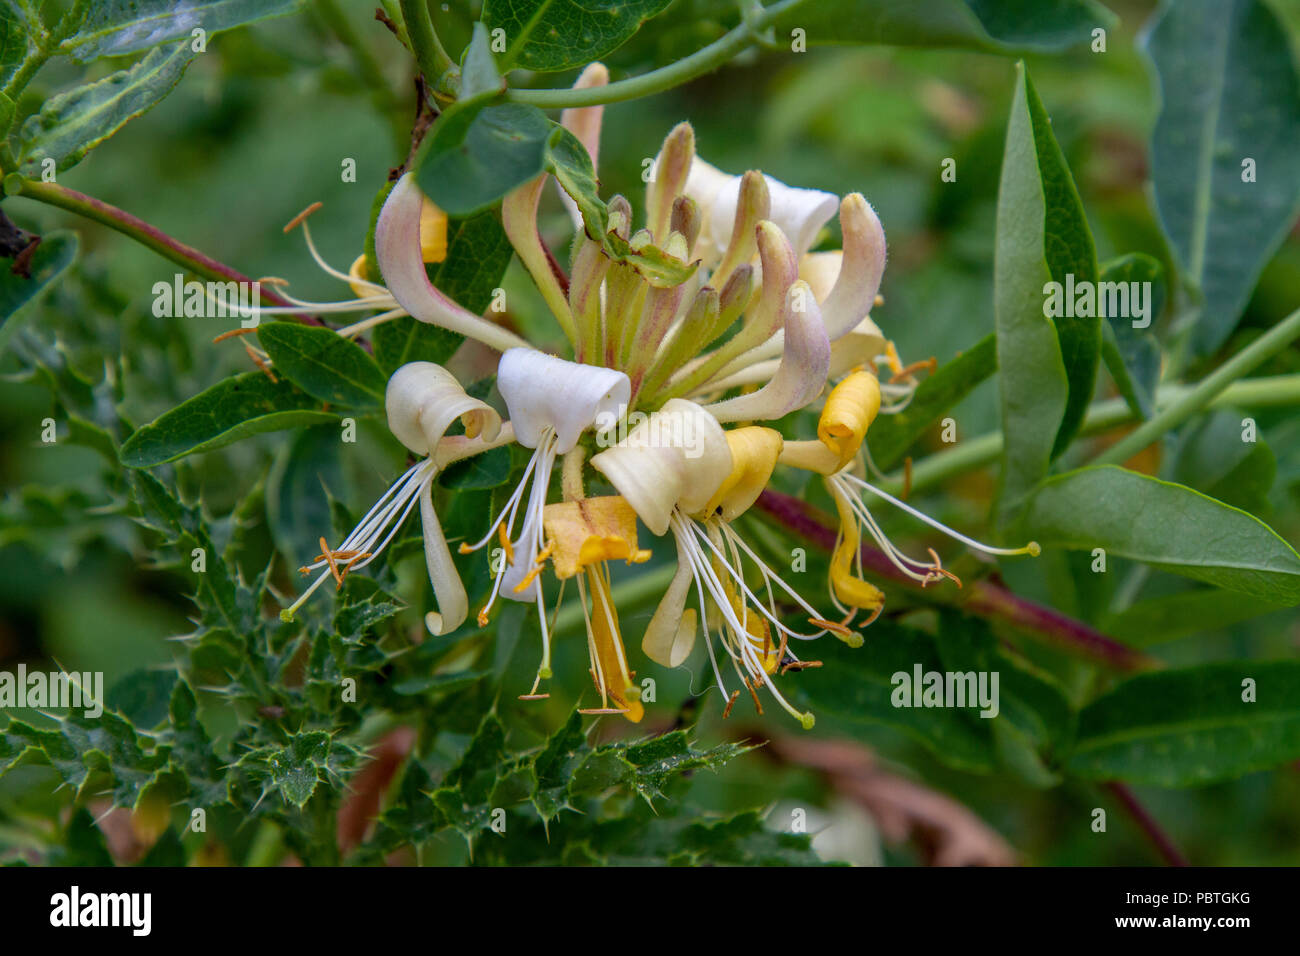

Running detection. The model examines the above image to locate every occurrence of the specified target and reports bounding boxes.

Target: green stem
[887,372,1300,497]
[399,0,452,84]
[7,177,312,316]
[506,0,813,108]
[1095,307,1300,466]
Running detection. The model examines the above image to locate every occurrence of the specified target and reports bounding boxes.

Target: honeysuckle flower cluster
[277,64,1038,728]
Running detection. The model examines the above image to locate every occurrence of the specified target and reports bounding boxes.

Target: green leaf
[1022,465,1300,604]
[1172,409,1276,513]
[18,42,194,175]
[796,620,998,774]
[415,101,554,218]
[438,445,512,490]
[866,333,995,470]
[239,731,333,808]
[1103,588,1287,648]
[993,64,1070,523]
[1098,253,1164,419]
[371,211,514,376]
[0,231,77,352]
[106,669,177,730]
[485,0,674,72]
[256,321,385,409]
[266,424,344,567]
[1144,0,1300,356]
[1069,661,1300,786]
[67,0,302,61]
[120,372,337,467]
[935,611,1075,787]
[770,0,1113,54]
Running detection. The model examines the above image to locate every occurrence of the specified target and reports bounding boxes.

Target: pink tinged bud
[707,168,836,264]
[647,123,695,242]
[375,174,528,354]
[558,62,610,234]
[502,176,577,346]
[671,195,701,254]
[820,193,886,341]
[711,170,771,287]
[705,279,831,423]
[750,220,800,339]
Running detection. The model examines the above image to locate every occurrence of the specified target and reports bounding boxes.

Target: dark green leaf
[993,64,1070,522]
[866,332,995,470]
[257,321,385,409]
[770,0,1113,54]
[1022,465,1300,604]
[266,424,344,567]
[0,232,78,352]
[1070,661,1300,785]
[1098,253,1164,418]
[485,0,674,72]
[1144,0,1300,356]
[438,445,511,490]
[120,372,337,467]
[1103,588,1287,647]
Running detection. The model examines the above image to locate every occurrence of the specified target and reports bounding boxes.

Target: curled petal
[502,176,577,344]
[642,532,698,667]
[818,370,881,471]
[386,361,501,456]
[799,250,842,303]
[590,398,731,535]
[829,317,888,378]
[420,479,468,636]
[701,427,783,521]
[375,174,528,353]
[820,193,886,340]
[558,62,610,234]
[705,280,831,423]
[497,348,630,453]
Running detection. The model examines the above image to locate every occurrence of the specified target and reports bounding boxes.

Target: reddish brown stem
[1105,782,1189,866]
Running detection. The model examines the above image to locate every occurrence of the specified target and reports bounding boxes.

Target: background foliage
[1,0,1299,866]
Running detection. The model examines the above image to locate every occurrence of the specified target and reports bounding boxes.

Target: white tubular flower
[497,348,629,454]
[557,62,609,235]
[705,279,831,423]
[590,398,731,536]
[685,156,838,266]
[386,361,501,455]
[375,173,530,354]
[593,403,846,728]
[459,349,631,692]
[281,362,506,636]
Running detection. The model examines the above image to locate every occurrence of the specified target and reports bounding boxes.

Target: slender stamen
[841,473,1040,557]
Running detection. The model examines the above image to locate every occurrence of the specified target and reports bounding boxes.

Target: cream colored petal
[386,361,501,456]
[496,347,630,453]
[375,174,528,353]
[420,479,468,636]
[642,533,698,667]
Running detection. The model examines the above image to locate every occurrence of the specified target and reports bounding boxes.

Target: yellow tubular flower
[827,480,885,622]
[543,497,652,579]
[818,370,881,471]
[419,197,448,263]
[700,426,784,521]
[581,564,645,722]
[542,495,651,722]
